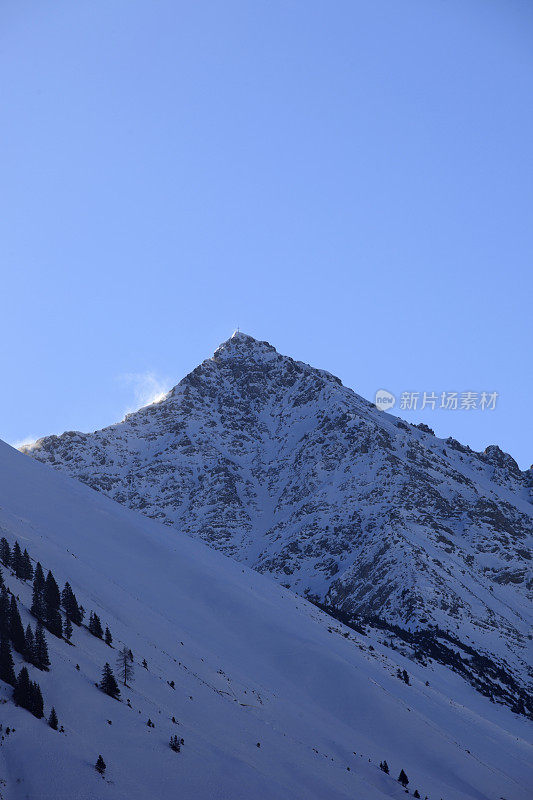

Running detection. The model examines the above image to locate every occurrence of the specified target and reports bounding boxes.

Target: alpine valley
[1,332,529,799]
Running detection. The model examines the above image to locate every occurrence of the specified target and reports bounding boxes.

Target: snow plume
[12,436,39,451]
[119,371,171,416]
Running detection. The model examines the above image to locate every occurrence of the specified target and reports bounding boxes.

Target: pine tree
[0,538,11,568]
[95,755,106,774]
[21,549,33,581]
[99,663,120,699]
[169,734,181,752]
[0,564,3,589]
[0,586,10,639]
[44,571,62,637]
[402,669,410,685]
[25,624,36,665]
[9,595,26,654]
[12,542,24,579]
[13,666,31,708]
[30,681,44,718]
[104,627,113,646]
[0,636,16,686]
[89,612,103,639]
[31,563,46,620]
[35,621,50,670]
[414,791,421,798]
[48,706,58,730]
[379,760,389,774]
[398,769,409,788]
[61,582,82,626]
[64,615,73,642]
[116,646,134,686]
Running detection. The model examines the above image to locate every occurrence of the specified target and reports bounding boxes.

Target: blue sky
[1,1,532,468]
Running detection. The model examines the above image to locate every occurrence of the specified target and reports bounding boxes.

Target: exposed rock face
[22,332,532,686]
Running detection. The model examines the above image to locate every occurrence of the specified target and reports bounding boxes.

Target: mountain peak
[212,331,279,363]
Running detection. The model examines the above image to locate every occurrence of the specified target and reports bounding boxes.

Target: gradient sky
[1,1,532,468]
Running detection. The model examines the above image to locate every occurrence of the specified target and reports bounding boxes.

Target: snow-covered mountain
[22,333,532,708]
[0,439,531,799]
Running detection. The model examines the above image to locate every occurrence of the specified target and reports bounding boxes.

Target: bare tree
[116,645,135,687]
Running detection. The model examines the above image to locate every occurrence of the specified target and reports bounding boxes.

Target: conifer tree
[0,564,3,589]
[414,791,421,798]
[12,542,23,579]
[9,595,26,654]
[95,755,106,774]
[48,706,58,730]
[116,646,134,686]
[379,760,389,774]
[64,615,73,642]
[100,662,120,699]
[21,549,33,581]
[169,734,181,752]
[35,621,50,670]
[30,680,44,718]
[89,612,103,639]
[398,769,409,788]
[0,586,9,639]
[25,624,36,665]
[105,627,113,647]
[13,666,31,708]
[0,636,16,686]
[61,582,82,626]
[44,571,62,637]
[0,538,11,568]
[31,563,46,620]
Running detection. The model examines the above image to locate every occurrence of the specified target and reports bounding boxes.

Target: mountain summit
[22,334,532,709]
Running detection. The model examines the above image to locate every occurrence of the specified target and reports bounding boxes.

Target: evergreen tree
[44,571,62,637]
[30,681,44,718]
[64,615,73,642]
[48,706,58,730]
[402,669,410,685]
[89,612,103,639]
[61,582,82,626]
[0,586,10,639]
[99,663,120,699]
[0,538,11,568]
[116,646,134,686]
[104,627,113,647]
[379,760,389,774]
[31,563,46,620]
[12,542,24,579]
[0,636,16,686]
[25,624,36,665]
[21,549,33,581]
[398,769,409,788]
[9,595,26,654]
[414,791,421,798]
[169,734,181,752]
[35,621,50,670]
[95,755,106,774]
[13,666,31,708]
[0,564,3,589]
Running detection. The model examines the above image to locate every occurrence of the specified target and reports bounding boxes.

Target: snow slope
[22,333,533,697]
[0,440,531,800]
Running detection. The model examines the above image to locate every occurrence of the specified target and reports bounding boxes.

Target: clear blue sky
[1,1,532,468]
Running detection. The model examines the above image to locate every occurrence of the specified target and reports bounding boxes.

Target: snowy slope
[1,440,531,799]
[22,333,533,699]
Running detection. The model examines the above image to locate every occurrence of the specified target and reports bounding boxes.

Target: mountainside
[1,439,532,800]
[22,333,532,701]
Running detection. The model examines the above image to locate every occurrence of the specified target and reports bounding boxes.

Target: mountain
[21,332,532,709]
[0,439,532,799]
